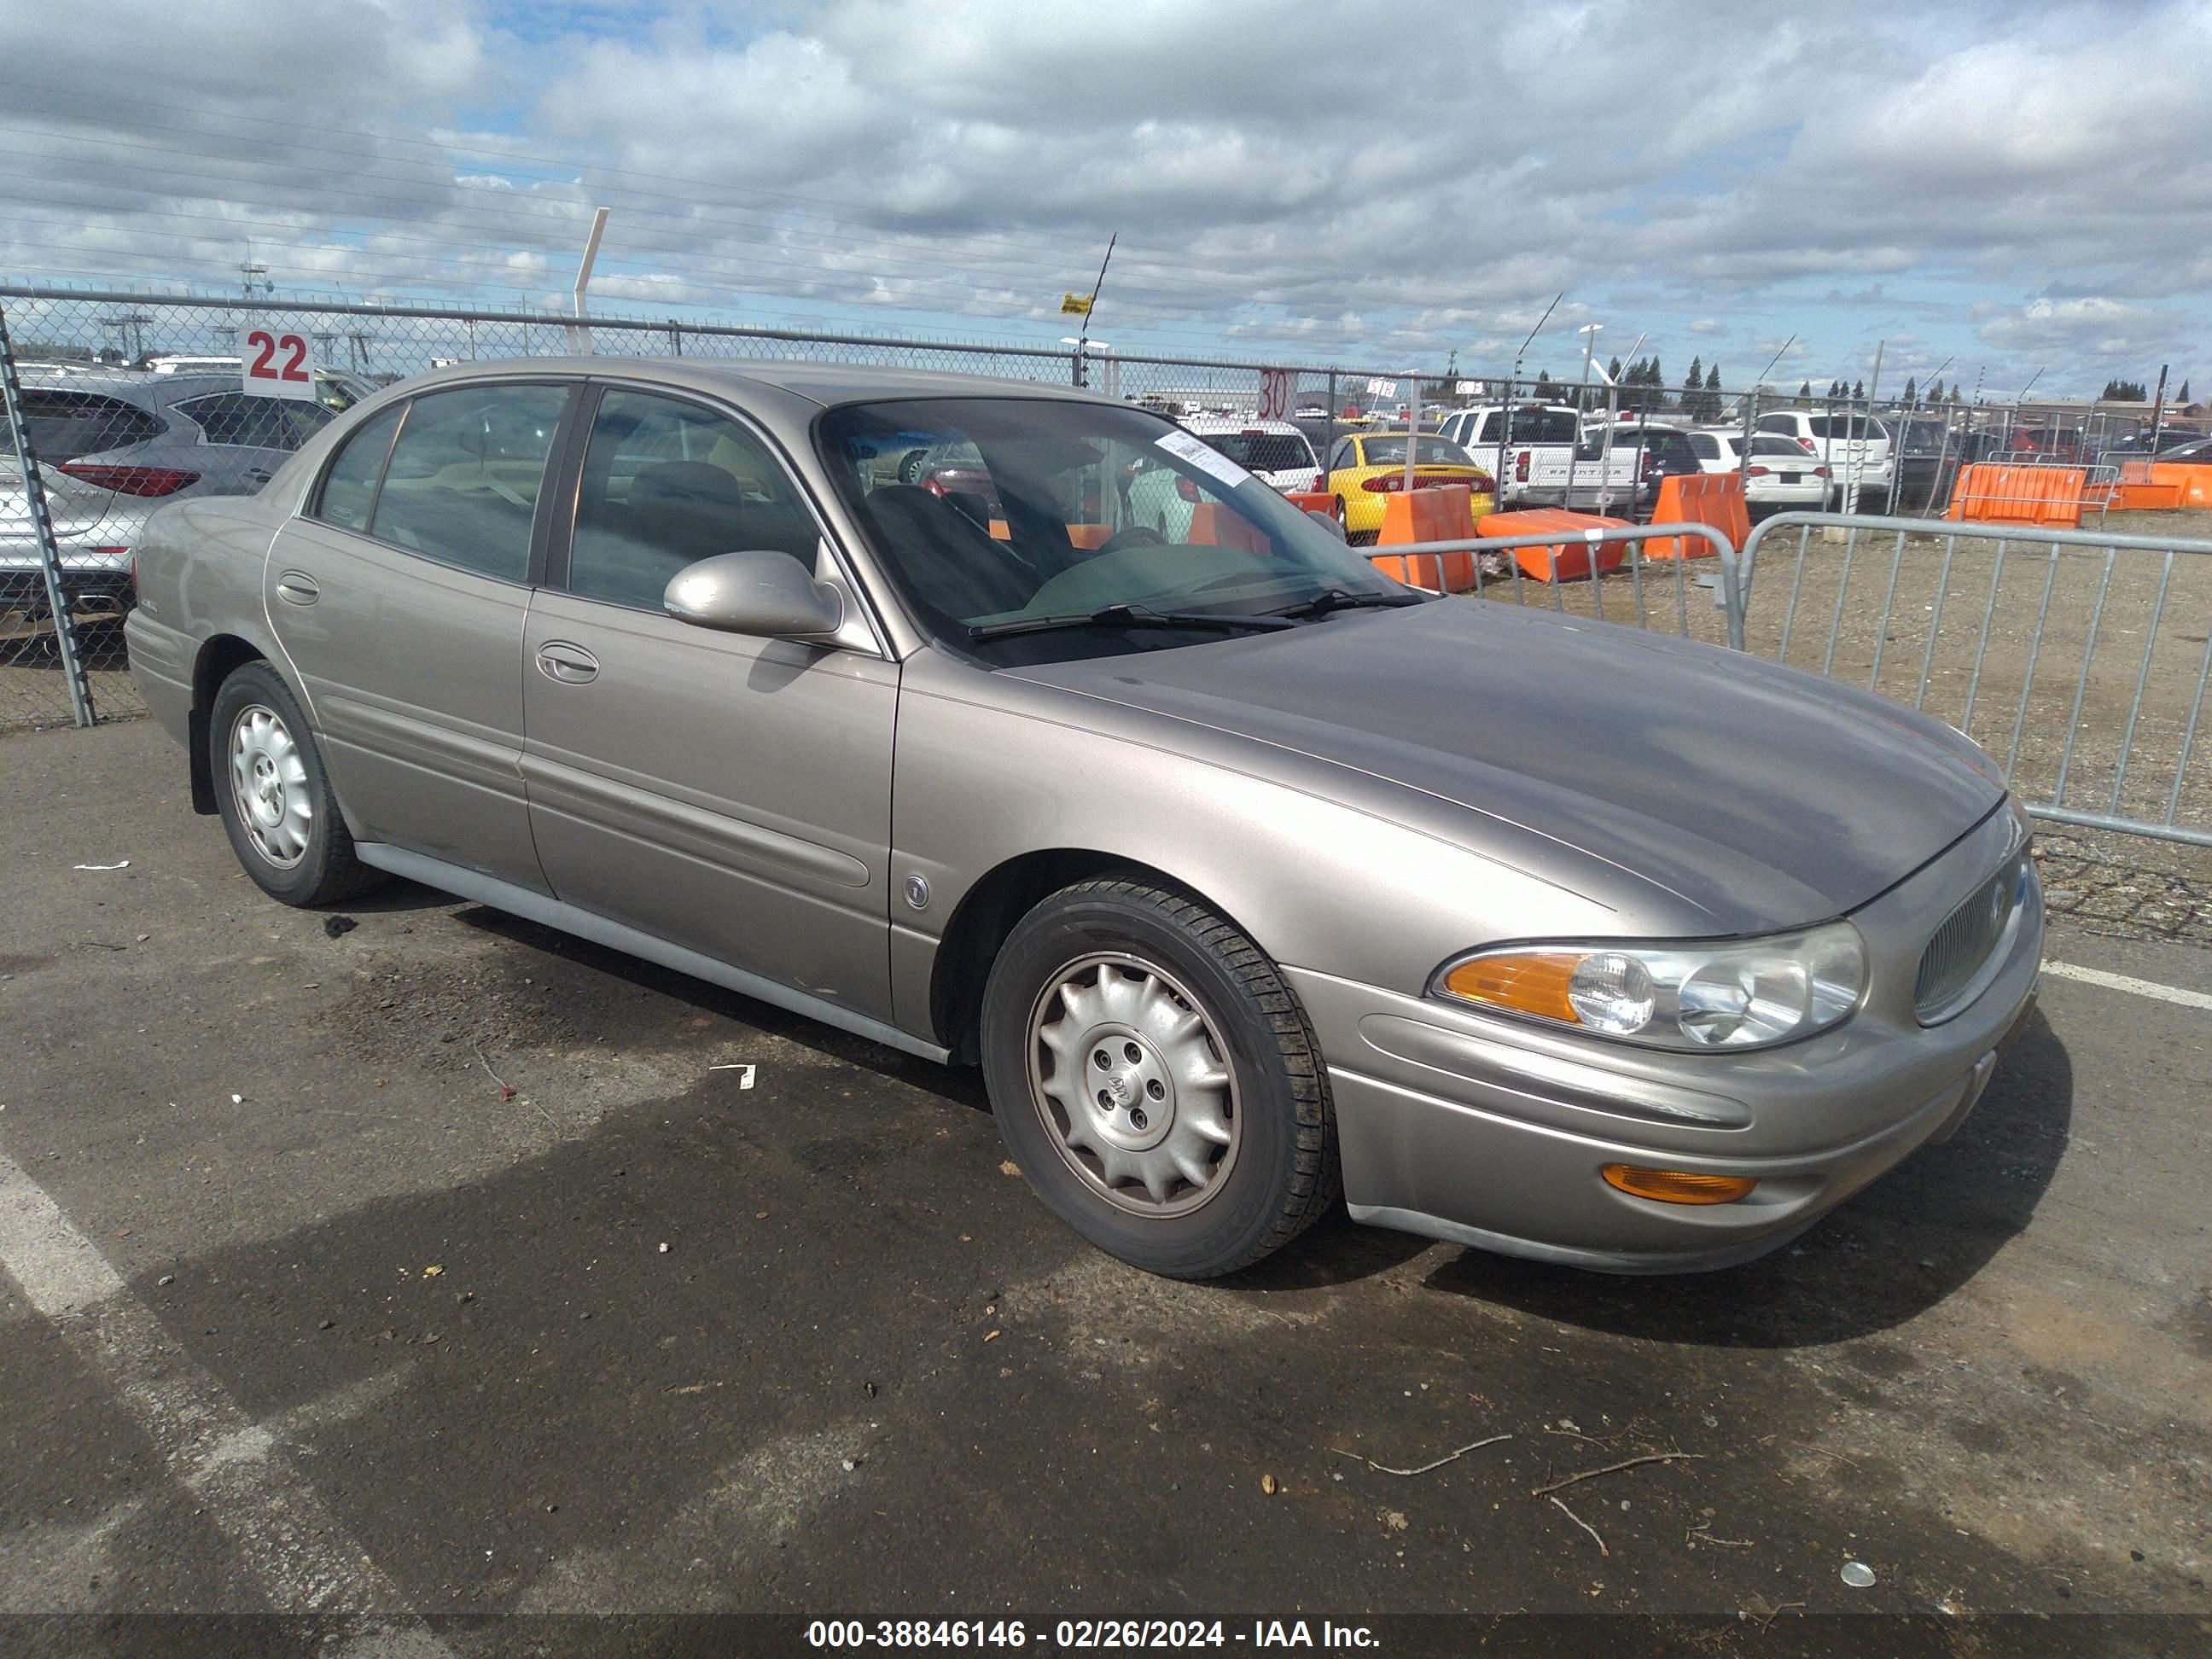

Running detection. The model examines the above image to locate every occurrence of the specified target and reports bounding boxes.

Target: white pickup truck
[1435,404,1648,509]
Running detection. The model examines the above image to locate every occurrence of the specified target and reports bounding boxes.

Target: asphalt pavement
[3,719,2209,1654]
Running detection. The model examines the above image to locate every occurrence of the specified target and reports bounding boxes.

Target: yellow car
[1324,431,1497,542]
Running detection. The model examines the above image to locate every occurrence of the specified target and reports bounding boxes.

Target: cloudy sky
[0,0,2206,394]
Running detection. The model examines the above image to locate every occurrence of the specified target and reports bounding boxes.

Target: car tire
[209,661,382,907]
[896,448,928,485]
[981,876,1339,1279]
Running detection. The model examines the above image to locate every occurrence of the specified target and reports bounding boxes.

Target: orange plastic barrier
[1284,491,1336,517]
[2114,460,2185,510]
[1068,523,1113,550]
[1369,485,1477,591]
[2151,462,2212,507]
[1470,509,1631,582]
[1946,463,2086,527]
[1186,502,1270,554]
[1642,472,1748,560]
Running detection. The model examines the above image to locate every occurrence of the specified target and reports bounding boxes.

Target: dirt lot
[2,719,2209,1652]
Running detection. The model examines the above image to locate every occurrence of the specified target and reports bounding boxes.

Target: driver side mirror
[665,550,844,638]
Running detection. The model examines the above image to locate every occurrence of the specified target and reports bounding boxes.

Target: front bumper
[1290,805,2042,1273]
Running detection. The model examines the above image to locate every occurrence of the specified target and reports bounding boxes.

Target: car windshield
[1359,434,1476,466]
[819,397,1411,662]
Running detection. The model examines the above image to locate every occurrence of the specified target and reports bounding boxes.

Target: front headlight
[1433,922,1866,1051]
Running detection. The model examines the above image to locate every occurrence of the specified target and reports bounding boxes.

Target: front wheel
[209,661,381,906]
[981,877,1339,1278]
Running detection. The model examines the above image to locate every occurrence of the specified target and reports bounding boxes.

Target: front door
[265,381,573,890]
[520,386,898,1018]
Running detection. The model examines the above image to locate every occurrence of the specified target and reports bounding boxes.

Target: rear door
[265,380,573,890]
[519,384,898,1016]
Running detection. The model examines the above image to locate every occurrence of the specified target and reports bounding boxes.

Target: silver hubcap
[228,703,312,870]
[1027,954,1239,1217]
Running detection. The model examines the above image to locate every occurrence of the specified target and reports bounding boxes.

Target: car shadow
[1415,1006,2073,1346]
[450,900,992,1114]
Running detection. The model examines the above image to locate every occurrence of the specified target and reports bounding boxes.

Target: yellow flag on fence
[1060,291,1094,316]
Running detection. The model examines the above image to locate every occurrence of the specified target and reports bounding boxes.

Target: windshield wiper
[1268,587,1430,621]
[968,603,1296,643]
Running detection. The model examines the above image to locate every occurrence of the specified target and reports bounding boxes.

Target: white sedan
[1689,429,1830,513]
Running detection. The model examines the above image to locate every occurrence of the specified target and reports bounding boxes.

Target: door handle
[535,641,600,684]
[275,571,319,605]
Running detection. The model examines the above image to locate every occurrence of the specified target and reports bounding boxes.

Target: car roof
[1183,417,1303,435]
[378,355,1109,411]
[15,369,248,403]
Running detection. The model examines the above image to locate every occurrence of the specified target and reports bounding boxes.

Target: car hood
[1003,599,2005,932]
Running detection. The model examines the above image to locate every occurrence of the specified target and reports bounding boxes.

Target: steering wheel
[1093,525,1168,556]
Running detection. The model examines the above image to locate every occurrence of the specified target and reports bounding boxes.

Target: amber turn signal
[1600,1164,1757,1205]
[1441,952,1584,1024]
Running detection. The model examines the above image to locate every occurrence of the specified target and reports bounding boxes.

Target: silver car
[125,360,2042,1280]
[4,369,335,619]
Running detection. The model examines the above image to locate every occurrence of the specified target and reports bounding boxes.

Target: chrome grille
[1914,859,2023,1022]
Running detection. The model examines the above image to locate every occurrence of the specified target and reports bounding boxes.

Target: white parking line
[2042,959,2212,1011]
[0,1149,450,1647]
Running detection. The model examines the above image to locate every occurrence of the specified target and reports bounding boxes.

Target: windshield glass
[818,398,1410,662]
[1359,434,1476,466]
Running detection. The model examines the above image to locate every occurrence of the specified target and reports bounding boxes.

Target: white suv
[1180,418,1322,493]
[1753,411,1893,505]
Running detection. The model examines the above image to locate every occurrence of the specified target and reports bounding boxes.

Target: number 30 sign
[237,327,319,400]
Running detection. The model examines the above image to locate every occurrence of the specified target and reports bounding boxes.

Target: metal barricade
[1363,521,1743,649]
[1740,512,2212,847]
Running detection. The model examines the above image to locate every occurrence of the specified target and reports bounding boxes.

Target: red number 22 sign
[239,329,318,400]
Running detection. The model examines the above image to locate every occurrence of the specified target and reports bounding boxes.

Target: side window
[178,393,334,451]
[568,391,818,611]
[313,405,404,533]
[1328,439,1354,470]
[1687,434,1721,459]
[369,385,569,582]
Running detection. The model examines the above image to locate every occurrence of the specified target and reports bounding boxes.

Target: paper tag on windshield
[1155,429,1254,491]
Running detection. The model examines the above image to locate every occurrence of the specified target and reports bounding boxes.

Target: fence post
[0,300,96,728]
[1321,371,1338,493]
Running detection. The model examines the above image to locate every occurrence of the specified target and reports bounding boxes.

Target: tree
[1901,376,1917,410]
[2180,379,2192,404]
[1703,362,1721,422]
[1536,369,1551,386]
[1951,386,1964,405]
[1798,379,1812,401]
[1828,379,1842,399]
[1927,377,1943,405]
[1606,356,1622,386]
[2099,378,2148,402]
[1852,380,1865,400]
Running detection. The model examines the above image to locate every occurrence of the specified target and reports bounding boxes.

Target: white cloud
[0,0,2205,391]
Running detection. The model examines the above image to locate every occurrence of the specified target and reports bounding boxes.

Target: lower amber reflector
[1601,1164,1757,1205]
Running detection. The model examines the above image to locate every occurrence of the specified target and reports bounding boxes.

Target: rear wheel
[209,661,381,906]
[981,877,1338,1278]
